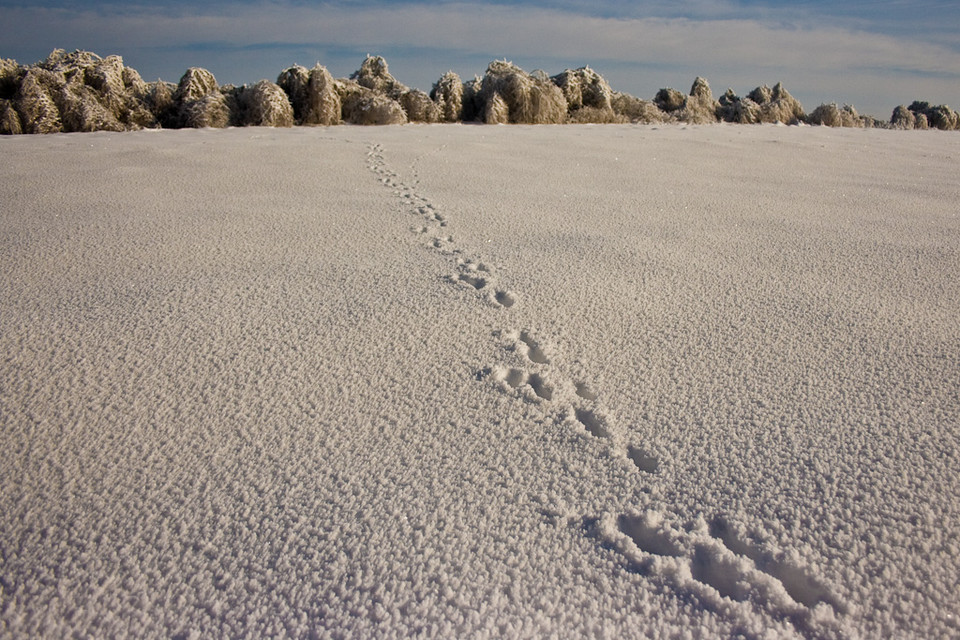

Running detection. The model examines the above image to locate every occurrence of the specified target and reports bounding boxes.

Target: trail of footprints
[365,143,841,636]
[487,329,661,477]
[367,143,518,308]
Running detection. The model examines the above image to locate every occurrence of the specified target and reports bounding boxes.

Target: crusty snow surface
[1,124,958,639]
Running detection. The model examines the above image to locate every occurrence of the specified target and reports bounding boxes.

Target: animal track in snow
[708,519,843,612]
[516,330,549,364]
[626,445,659,474]
[617,512,684,558]
[492,366,554,401]
[493,290,517,309]
[600,511,845,637]
[574,408,612,440]
[574,382,598,401]
[370,142,513,310]
[458,273,487,290]
[431,235,459,254]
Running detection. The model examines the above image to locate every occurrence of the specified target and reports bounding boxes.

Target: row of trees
[1,50,958,134]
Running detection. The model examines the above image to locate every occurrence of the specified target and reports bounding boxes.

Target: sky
[2,0,960,118]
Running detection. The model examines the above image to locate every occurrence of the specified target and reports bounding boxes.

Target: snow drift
[2,123,958,638]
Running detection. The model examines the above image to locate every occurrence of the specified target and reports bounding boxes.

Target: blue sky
[3,0,959,117]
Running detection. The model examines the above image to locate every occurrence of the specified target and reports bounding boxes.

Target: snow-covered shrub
[477,60,566,124]
[58,82,126,132]
[278,64,342,126]
[14,68,63,133]
[743,83,805,124]
[678,77,719,124]
[654,87,686,113]
[483,91,509,124]
[1,59,24,134]
[567,106,628,124]
[552,66,613,113]
[460,75,483,122]
[337,80,407,125]
[145,80,178,128]
[174,67,219,104]
[807,103,863,127]
[0,99,21,134]
[351,55,406,100]
[1,58,23,99]
[718,89,757,124]
[174,67,228,128]
[431,71,463,122]
[276,65,310,121]
[400,89,440,123]
[908,101,960,130]
[305,64,342,126]
[610,92,662,123]
[240,80,294,127]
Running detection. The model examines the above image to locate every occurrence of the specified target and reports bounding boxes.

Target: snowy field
[1,124,958,638]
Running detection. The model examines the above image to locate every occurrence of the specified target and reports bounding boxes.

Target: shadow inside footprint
[575,408,610,439]
[494,290,516,308]
[618,514,684,558]
[528,373,554,401]
[519,331,549,364]
[575,382,598,401]
[459,274,486,289]
[709,519,840,610]
[503,368,526,388]
[627,446,659,474]
[690,544,751,602]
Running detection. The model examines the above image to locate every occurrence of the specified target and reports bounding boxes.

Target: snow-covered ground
[1,124,958,638]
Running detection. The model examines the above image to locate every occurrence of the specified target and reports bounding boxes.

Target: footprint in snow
[492,366,555,402]
[515,330,550,364]
[599,510,845,636]
[493,289,517,309]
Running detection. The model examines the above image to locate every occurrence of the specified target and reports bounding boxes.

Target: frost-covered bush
[180,94,229,128]
[460,75,484,122]
[174,66,219,104]
[174,67,228,128]
[1,98,22,134]
[888,105,915,129]
[610,92,662,123]
[678,77,719,124]
[351,55,406,100]
[277,65,310,121]
[552,66,613,113]
[743,83,805,124]
[477,60,566,124]
[237,80,294,127]
[1,58,23,99]
[718,89,759,124]
[399,89,440,123]
[483,91,509,124]
[7,50,158,133]
[145,80,178,128]
[278,64,342,126]
[337,79,407,125]
[567,106,629,124]
[654,87,686,113]
[907,101,960,130]
[430,71,463,122]
[807,103,863,127]
[14,68,63,133]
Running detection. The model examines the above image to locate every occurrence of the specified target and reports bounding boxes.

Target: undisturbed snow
[1,124,959,639]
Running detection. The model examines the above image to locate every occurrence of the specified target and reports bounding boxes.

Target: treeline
[1,49,958,134]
